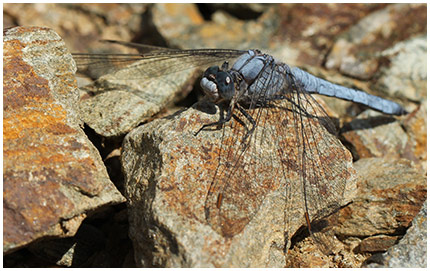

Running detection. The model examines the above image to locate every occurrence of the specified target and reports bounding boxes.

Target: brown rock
[401,104,427,169]
[364,201,427,267]
[358,235,399,253]
[341,111,409,160]
[274,3,388,67]
[3,3,149,53]
[336,157,426,238]
[3,26,125,254]
[341,103,426,168]
[122,99,355,267]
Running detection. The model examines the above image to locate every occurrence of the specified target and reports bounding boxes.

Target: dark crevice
[82,124,126,194]
[131,6,170,48]
[196,3,265,21]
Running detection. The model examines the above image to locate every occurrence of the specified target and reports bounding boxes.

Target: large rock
[336,157,426,238]
[3,26,125,254]
[122,99,356,267]
[78,58,200,137]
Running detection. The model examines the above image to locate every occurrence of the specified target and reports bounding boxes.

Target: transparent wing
[73,45,246,81]
[203,60,352,252]
[285,70,353,253]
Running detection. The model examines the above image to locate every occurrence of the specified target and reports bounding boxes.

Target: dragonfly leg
[194,103,234,136]
[236,104,256,146]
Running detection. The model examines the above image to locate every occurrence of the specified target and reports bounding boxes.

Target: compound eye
[203,66,220,80]
[216,72,235,100]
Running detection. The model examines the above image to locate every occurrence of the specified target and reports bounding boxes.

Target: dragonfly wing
[73,47,245,81]
[203,61,355,252]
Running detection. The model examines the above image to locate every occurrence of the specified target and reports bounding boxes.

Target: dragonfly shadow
[287,203,345,254]
[339,115,399,161]
[192,99,219,115]
[340,115,398,133]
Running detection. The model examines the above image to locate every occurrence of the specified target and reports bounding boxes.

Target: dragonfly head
[200,66,235,102]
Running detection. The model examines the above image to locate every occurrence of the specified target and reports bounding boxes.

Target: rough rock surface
[401,103,427,170]
[341,110,409,160]
[3,3,426,268]
[78,57,200,137]
[325,3,426,80]
[335,157,426,239]
[364,201,427,268]
[122,100,356,267]
[3,26,125,254]
[375,35,427,103]
[285,157,426,268]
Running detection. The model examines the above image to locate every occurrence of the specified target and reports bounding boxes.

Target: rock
[341,110,409,160]
[285,235,370,268]
[287,157,426,268]
[325,3,426,80]
[151,3,278,50]
[3,26,125,254]
[5,3,425,268]
[375,35,427,103]
[401,103,427,169]
[358,235,399,253]
[341,105,426,167]
[122,99,355,267]
[28,224,105,267]
[273,3,388,68]
[335,157,426,239]
[3,3,149,53]
[77,52,202,137]
[364,201,427,267]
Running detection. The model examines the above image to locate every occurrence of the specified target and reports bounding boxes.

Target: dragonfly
[73,40,406,253]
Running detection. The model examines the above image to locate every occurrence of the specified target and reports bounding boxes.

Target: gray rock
[375,35,427,103]
[122,99,356,267]
[79,62,199,137]
[364,201,427,268]
[358,235,399,253]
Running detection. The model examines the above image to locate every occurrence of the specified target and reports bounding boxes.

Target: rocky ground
[3,3,427,267]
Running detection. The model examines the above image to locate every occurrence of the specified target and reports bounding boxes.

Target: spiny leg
[236,104,257,146]
[194,102,234,136]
